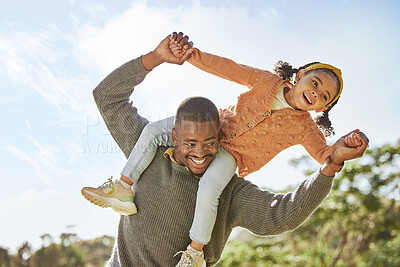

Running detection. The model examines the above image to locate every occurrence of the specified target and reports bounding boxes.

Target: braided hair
[273,61,340,137]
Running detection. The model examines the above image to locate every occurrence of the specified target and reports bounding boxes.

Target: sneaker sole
[81,189,137,216]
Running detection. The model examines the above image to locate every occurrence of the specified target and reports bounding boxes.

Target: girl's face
[285,69,339,111]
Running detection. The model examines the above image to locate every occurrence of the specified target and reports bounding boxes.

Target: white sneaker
[174,245,204,267]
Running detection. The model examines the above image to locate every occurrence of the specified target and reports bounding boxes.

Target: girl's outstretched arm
[187,48,256,88]
[301,118,334,165]
[170,32,263,89]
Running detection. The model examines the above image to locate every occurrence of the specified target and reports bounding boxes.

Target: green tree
[12,242,32,267]
[0,247,12,267]
[30,232,84,267]
[1,233,114,267]
[39,234,53,248]
[218,140,400,266]
[78,235,114,267]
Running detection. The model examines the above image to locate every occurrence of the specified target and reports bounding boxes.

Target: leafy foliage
[0,234,114,267]
[218,140,400,266]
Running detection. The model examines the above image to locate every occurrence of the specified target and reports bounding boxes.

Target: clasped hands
[151,32,194,66]
[322,129,369,176]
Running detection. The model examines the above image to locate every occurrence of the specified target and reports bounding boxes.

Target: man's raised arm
[92,33,193,158]
[228,130,369,236]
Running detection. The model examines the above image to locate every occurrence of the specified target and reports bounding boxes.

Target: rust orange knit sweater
[188,48,334,177]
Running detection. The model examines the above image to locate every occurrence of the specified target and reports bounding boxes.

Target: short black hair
[174,96,220,129]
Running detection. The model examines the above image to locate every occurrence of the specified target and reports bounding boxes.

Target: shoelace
[98,176,114,190]
[174,249,198,265]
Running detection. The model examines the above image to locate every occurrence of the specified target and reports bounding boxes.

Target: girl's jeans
[121,116,237,245]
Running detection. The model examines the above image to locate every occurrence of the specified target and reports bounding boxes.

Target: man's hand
[142,32,193,70]
[321,129,369,176]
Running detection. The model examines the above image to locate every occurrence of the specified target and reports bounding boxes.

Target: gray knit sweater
[95,57,334,267]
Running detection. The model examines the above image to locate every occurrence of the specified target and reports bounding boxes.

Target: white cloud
[0,188,119,252]
[73,1,280,75]
[0,91,29,104]
[71,1,280,118]
[82,2,110,21]
[1,134,66,184]
[24,119,31,130]
[0,26,95,114]
[61,135,86,165]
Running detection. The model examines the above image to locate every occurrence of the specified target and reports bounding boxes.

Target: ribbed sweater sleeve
[230,170,333,235]
[92,57,151,158]
[204,170,334,265]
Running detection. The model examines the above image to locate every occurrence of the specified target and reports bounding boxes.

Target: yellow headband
[304,63,343,106]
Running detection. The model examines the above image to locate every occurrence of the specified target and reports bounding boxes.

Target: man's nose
[192,145,207,157]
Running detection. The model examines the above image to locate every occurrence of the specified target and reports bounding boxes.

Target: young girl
[82,33,361,266]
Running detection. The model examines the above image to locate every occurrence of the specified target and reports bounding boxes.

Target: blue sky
[1,0,399,252]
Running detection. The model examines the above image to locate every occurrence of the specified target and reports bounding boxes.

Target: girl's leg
[189,147,237,245]
[121,116,174,183]
[81,117,174,215]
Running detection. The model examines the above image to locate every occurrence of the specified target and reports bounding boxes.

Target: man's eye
[185,143,195,147]
[207,142,216,147]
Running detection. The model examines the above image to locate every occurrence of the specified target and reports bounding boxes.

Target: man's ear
[316,106,328,112]
[294,69,306,83]
[172,128,178,146]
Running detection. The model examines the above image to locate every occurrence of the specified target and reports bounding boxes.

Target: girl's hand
[331,129,369,164]
[169,41,183,57]
[344,132,363,148]
[321,129,368,176]
[169,31,194,58]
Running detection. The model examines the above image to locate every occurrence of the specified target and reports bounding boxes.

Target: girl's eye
[322,95,328,101]
[312,80,318,87]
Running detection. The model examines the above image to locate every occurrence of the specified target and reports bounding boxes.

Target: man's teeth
[192,158,206,164]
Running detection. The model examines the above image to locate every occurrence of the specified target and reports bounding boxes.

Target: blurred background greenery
[217,140,400,267]
[0,234,114,267]
[1,140,399,267]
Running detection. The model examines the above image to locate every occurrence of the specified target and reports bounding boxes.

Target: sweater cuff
[316,168,335,180]
[133,56,152,79]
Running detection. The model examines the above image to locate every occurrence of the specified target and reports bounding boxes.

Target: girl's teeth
[304,93,311,104]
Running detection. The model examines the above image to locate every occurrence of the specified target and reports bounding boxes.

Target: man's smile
[186,155,213,169]
[190,157,206,165]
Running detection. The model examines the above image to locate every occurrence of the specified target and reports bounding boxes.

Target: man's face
[172,119,220,176]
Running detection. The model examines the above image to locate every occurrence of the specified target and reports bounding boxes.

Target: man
[91,33,368,266]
